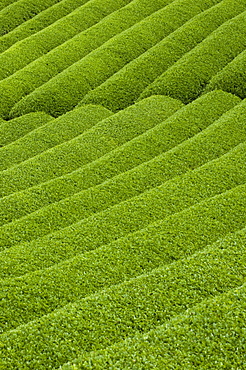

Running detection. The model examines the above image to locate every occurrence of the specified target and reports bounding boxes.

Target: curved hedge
[0,105,112,170]
[0,112,53,147]
[0,96,183,198]
[1,184,245,368]
[0,0,61,36]
[0,0,174,118]
[9,0,213,118]
[80,0,244,112]
[0,0,90,52]
[0,142,245,325]
[0,0,133,81]
[205,49,246,99]
[139,9,246,103]
[0,91,239,226]
[68,279,246,369]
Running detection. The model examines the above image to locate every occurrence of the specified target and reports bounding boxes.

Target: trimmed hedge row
[139,9,246,103]
[2,106,246,249]
[0,0,174,119]
[205,49,246,99]
[0,91,240,226]
[1,142,245,331]
[67,278,246,369]
[0,0,133,81]
[9,0,213,118]
[0,112,53,147]
[1,184,245,368]
[0,96,183,198]
[0,0,91,52]
[79,0,243,112]
[0,0,61,36]
[0,105,113,170]
[0,0,18,10]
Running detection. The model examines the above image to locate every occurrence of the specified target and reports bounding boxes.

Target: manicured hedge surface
[0,96,183,198]
[1,184,245,368]
[66,277,246,369]
[0,0,18,10]
[205,49,246,99]
[139,9,246,103]
[80,0,243,112]
[9,0,211,118]
[0,0,90,52]
[0,0,61,36]
[0,91,239,226]
[0,0,173,119]
[0,105,112,170]
[0,0,132,81]
[0,112,53,147]
[1,142,245,331]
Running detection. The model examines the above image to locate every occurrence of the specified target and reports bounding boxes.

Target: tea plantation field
[0,0,245,368]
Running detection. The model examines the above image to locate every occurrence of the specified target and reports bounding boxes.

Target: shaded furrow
[139,9,246,103]
[9,0,212,118]
[1,186,245,368]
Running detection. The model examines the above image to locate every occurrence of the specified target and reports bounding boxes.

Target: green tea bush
[139,9,246,103]
[10,0,211,118]
[1,185,245,368]
[0,112,53,147]
[0,0,90,52]
[0,96,183,198]
[0,105,112,170]
[0,0,174,118]
[205,49,246,99]
[0,91,239,225]
[0,0,132,81]
[1,143,245,330]
[0,0,62,36]
[69,278,246,369]
[0,0,18,10]
[80,0,244,112]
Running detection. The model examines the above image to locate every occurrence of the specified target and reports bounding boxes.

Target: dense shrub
[80,0,243,112]
[0,105,112,170]
[139,9,246,103]
[0,112,53,147]
[9,0,214,118]
[0,0,174,118]
[1,184,245,368]
[0,96,183,198]
[0,0,90,52]
[0,91,239,226]
[205,49,246,99]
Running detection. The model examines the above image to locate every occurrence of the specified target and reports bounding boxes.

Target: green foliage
[0,96,182,198]
[0,0,133,81]
[0,91,239,227]
[1,143,246,331]
[0,0,62,36]
[0,112,53,147]
[0,105,112,170]
[1,184,245,368]
[205,49,246,99]
[0,0,90,52]
[139,9,246,103]
[9,0,211,118]
[0,0,174,119]
[67,277,246,369]
[80,0,242,112]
